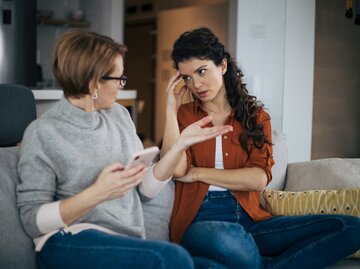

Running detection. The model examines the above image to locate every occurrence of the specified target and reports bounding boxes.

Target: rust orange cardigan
[169,102,275,243]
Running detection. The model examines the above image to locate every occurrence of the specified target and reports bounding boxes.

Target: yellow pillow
[262,188,360,259]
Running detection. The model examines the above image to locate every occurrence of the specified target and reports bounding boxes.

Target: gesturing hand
[166,72,188,112]
[93,163,146,202]
[178,116,233,149]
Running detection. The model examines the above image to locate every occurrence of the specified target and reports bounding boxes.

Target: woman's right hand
[92,163,146,202]
[166,72,188,113]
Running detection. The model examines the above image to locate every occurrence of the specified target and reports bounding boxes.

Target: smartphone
[125,146,160,170]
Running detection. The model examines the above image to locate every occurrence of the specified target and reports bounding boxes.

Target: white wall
[80,0,124,42]
[283,0,315,162]
[232,0,315,163]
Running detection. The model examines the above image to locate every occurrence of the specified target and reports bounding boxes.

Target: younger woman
[162,27,360,269]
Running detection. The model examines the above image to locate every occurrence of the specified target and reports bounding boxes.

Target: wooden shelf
[37,18,90,28]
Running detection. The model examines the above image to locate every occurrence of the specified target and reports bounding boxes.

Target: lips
[197,90,208,98]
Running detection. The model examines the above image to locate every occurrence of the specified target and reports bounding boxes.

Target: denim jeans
[39,229,194,269]
[181,190,360,269]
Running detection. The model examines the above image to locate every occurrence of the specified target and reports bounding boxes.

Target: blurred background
[0,0,359,161]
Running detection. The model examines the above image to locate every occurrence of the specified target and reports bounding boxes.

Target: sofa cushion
[267,130,287,190]
[263,188,360,216]
[0,147,37,269]
[263,188,360,259]
[142,180,174,241]
[285,158,360,191]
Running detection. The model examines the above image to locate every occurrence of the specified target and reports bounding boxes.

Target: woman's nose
[192,77,203,89]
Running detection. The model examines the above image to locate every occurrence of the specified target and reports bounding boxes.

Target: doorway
[124,20,156,144]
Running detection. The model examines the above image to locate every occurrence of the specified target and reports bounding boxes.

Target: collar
[56,97,101,130]
[193,98,236,117]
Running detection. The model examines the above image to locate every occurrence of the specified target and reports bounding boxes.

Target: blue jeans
[181,190,360,269]
[39,229,194,269]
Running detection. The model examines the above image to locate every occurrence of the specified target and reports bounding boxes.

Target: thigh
[181,221,262,269]
[39,229,193,269]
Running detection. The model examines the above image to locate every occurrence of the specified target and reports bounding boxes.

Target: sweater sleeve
[244,110,275,184]
[36,201,66,234]
[138,165,171,199]
[16,121,60,238]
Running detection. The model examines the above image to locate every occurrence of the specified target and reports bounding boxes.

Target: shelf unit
[37,18,90,28]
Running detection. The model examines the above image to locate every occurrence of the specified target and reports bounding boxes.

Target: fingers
[192,115,213,127]
[178,85,188,98]
[181,125,233,147]
[110,166,146,197]
[166,72,182,94]
[203,125,233,137]
[115,168,145,189]
[104,162,125,173]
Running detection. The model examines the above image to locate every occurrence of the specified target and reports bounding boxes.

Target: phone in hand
[125,146,160,170]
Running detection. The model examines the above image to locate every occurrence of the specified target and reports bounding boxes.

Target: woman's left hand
[175,167,197,183]
[177,115,233,150]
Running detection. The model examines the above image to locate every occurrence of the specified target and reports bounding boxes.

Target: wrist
[190,167,200,182]
[86,183,106,205]
[166,108,177,118]
[173,137,187,152]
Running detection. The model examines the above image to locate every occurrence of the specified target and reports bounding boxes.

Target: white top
[208,135,227,191]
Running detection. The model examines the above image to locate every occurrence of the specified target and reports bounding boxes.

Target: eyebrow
[180,65,208,77]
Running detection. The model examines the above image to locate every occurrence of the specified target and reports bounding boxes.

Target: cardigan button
[224,136,227,139]
[225,153,229,156]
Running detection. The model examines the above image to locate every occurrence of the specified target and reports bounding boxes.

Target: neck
[201,103,231,113]
[68,95,95,112]
[201,87,230,113]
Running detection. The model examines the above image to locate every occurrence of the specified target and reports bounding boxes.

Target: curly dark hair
[171,27,270,152]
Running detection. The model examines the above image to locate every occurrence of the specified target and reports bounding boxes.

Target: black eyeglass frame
[101,75,128,87]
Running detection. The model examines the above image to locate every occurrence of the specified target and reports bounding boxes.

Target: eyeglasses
[101,75,128,87]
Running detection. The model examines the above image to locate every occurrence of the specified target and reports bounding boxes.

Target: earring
[92,90,98,100]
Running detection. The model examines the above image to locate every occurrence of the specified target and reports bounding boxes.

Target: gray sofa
[1,130,359,269]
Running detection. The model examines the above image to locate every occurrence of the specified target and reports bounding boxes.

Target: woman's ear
[221,58,228,75]
[88,79,98,95]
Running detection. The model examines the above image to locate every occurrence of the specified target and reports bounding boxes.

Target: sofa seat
[1,130,359,269]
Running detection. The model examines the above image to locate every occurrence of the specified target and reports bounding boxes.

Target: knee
[160,243,194,269]
[182,221,261,269]
[340,215,360,239]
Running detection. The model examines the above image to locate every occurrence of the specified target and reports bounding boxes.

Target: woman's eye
[182,76,190,82]
[198,69,206,75]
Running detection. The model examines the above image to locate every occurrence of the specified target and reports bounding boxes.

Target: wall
[235,0,286,133]
[312,0,360,159]
[37,0,124,86]
[282,0,315,162]
[233,0,315,163]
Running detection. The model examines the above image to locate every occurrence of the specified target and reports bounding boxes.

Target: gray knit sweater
[17,97,145,239]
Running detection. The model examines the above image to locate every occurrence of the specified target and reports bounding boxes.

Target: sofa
[1,129,359,269]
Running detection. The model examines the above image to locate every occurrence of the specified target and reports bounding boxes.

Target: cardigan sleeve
[244,110,275,184]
